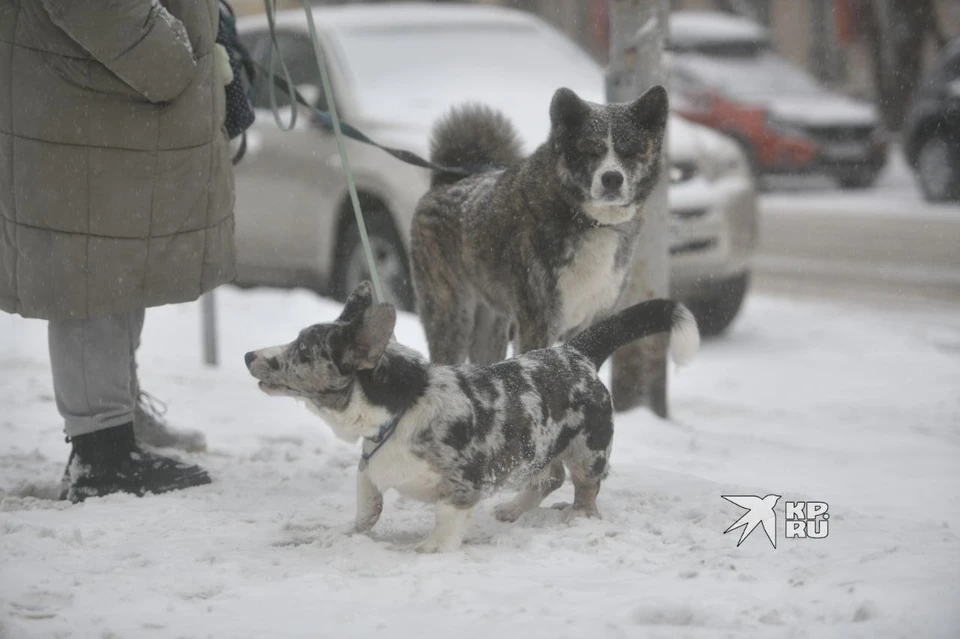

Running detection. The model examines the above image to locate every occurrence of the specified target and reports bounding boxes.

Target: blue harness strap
[358,410,406,471]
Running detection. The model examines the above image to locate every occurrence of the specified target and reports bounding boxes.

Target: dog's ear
[338,281,374,324]
[550,87,590,131]
[342,303,396,371]
[629,85,669,133]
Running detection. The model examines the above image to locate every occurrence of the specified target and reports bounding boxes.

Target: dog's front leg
[416,502,474,553]
[517,323,554,354]
[354,471,383,533]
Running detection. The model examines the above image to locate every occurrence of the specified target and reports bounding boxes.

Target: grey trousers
[48,310,145,438]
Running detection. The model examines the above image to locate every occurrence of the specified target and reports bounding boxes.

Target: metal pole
[201,292,219,367]
[607,0,670,418]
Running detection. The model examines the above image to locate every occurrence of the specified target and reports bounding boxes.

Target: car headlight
[669,160,698,184]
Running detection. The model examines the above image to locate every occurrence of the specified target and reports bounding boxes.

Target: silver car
[234,3,758,336]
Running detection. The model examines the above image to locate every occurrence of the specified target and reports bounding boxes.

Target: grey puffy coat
[0,0,236,320]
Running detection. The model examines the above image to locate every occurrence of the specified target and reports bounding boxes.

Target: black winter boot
[59,423,211,503]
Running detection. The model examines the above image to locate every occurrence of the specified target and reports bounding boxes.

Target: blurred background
[225,0,960,340]
[234,0,959,128]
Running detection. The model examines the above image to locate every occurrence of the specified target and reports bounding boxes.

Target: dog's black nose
[601,171,624,190]
[244,351,256,368]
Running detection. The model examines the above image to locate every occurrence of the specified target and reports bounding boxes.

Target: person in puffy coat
[0,0,237,502]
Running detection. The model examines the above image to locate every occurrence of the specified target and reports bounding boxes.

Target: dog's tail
[568,300,700,370]
[429,104,524,188]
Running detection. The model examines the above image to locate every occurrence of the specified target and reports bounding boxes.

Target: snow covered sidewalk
[1,287,958,638]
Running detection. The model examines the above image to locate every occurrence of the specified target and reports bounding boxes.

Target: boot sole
[67,469,212,504]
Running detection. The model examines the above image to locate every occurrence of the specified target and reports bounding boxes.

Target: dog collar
[572,209,613,229]
[358,409,405,471]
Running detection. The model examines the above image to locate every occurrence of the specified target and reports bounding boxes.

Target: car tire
[333,210,415,312]
[915,133,960,202]
[685,272,750,338]
[835,165,882,190]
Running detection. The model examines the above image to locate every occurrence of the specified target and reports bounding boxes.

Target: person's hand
[214,43,233,86]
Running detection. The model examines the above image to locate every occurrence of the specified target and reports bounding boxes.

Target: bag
[217,0,256,163]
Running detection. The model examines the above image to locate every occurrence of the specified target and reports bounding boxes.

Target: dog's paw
[564,507,601,522]
[415,535,462,554]
[353,497,383,534]
[550,502,601,522]
[353,515,380,534]
[493,501,526,523]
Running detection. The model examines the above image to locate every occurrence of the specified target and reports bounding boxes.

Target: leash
[257,62,499,179]
[260,0,505,306]
[358,409,406,471]
[262,0,384,302]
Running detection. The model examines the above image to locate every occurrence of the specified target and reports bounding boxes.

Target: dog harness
[358,409,406,471]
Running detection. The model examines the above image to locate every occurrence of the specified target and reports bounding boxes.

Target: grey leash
[260,0,505,306]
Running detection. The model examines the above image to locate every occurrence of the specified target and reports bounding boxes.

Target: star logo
[722,494,781,549]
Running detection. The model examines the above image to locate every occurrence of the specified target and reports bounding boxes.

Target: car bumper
[668,173,759,300]
[766,132,888,176]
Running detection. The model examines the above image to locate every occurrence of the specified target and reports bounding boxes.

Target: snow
[760,94,878,127]
[668,11,770,49]
[672,51,880,127]
[240,3,607,156]
[335,20,604,154]
[153,0,194,58]
[246,2,537,34]
[761,149,960,221]
[2,286,959,638]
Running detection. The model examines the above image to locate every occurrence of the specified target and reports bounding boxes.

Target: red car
[666,11,888,189]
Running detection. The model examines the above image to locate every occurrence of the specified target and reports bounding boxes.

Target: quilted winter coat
[0,0,236,320]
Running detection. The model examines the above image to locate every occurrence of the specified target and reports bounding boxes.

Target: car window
[246,31,329,111]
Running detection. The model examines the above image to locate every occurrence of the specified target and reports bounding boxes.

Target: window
[245,31,328,111]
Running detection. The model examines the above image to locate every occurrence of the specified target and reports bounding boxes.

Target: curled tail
[568,300,700,370]
[429,104,524,187]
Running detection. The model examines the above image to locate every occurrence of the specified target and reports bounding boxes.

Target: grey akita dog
[411,85,669,365]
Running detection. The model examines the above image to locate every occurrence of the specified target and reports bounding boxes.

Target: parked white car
[234,3,758,335]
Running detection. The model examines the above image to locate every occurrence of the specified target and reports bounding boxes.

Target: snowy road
[756,153,960,307]
[2,284,958,638]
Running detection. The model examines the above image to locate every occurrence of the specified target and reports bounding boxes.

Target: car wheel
[333,211,415,312]
[835,165,882,190]
[915,133,960,202]
[685,273,750,338]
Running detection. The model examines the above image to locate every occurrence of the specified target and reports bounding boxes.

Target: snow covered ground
[761,148,959,221]
[753,149,960,309]
[1,286,958,638]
